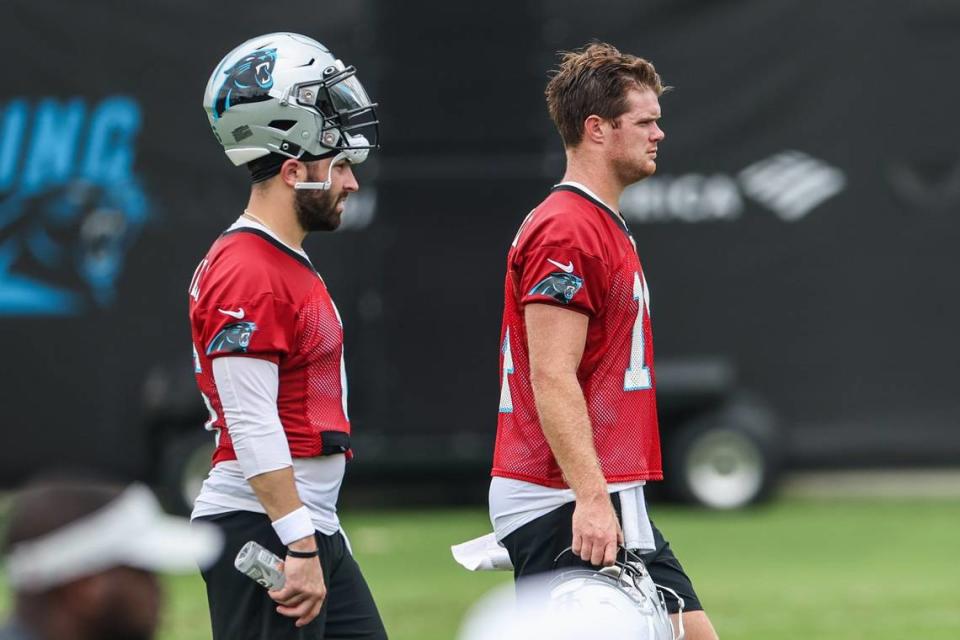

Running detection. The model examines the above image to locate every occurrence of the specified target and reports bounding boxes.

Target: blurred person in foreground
[0,479,221,640]
[488,42,719,639]
[189,32,385,639]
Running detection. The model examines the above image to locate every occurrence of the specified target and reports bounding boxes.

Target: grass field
[3,498,959,639]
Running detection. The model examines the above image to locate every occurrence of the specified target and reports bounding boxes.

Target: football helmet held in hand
[546,555,683,640]
[458,552,684,640]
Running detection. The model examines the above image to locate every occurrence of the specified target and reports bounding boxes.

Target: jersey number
[623,271,652,391]
[498,328,514,413]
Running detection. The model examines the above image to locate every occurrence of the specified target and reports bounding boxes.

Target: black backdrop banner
[2,0,958,481]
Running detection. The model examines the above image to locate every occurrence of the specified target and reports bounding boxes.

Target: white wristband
[271,506,315,546]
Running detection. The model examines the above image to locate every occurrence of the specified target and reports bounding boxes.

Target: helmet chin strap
[294,151,348,191]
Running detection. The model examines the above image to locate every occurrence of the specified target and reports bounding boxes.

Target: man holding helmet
[488,42,718,639]
[189,32,386,639]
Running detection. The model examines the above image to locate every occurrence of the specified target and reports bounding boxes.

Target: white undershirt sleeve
[211,356,292,479]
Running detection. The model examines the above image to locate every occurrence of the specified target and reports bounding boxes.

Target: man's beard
[294,165,345,232]
[87,599,157,640]
[88,626,153,640]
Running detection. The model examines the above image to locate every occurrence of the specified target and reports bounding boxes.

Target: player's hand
[268,549,327,627]
[571,494,622,567]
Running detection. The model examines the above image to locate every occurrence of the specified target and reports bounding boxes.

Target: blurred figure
[0,479,221,640]
[488,42,718,639]
[190,32,385,640]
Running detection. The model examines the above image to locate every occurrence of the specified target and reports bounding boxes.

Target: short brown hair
[545,42,666,147]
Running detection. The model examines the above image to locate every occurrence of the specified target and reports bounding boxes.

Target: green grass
[4,499,959,639]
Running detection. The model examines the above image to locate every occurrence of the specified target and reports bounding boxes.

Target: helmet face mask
[203,32,379,168]
[289,60,379,152]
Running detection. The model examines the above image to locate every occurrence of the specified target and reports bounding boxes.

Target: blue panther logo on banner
[213,48,277,120]
[0,96,151,316]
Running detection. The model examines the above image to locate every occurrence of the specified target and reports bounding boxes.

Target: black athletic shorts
[196,510,387,640]
[500,494,703,614]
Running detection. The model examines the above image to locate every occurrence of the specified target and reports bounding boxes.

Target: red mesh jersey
[491,185,662,488]
[188,228,351,465]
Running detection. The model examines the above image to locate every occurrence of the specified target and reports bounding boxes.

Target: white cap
[4,484,223,592]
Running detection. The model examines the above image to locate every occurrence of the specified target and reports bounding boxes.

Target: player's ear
[583,115,606,145]
[278,159,304,188]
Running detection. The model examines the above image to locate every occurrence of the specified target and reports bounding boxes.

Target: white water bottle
[234,541,286,590]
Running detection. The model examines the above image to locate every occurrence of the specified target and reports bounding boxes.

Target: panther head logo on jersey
[213,48,277,119]
[529,272,584,304]
[206,321,257,355]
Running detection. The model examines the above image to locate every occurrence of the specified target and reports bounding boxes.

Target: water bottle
[234,540,286,590]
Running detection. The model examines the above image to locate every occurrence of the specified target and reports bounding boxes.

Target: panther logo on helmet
[213,48,278,120]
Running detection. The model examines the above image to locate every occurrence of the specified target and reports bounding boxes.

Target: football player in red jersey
[489,43,719,639]
[188,33,386,640]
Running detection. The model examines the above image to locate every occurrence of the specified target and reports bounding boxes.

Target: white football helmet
[202,32,378,169]
[547,557,684,640]
[458,556,684,640]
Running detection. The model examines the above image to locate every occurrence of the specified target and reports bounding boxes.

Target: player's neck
[561,154,624,213]
[245,190,308,250]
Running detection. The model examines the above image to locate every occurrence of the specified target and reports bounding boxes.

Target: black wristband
[286,548,320,558]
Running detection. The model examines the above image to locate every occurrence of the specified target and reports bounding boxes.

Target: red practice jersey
[491,184,662,488]
[188,227,351,466]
